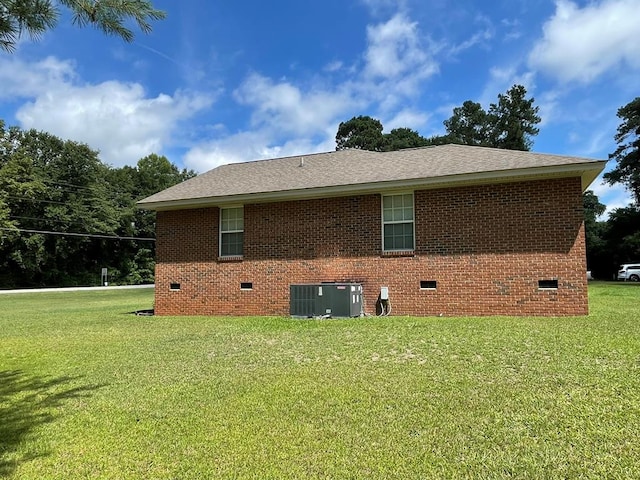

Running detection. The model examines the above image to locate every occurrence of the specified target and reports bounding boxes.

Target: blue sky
[1,0,639,215]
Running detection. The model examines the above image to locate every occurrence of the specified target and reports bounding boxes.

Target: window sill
[381,250,415,258]
[218,255,243,262]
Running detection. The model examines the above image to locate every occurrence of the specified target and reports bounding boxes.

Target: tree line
[336,85,541,152]
[336,87,640,279]
[586,97,640,278]
[0,121,193,287]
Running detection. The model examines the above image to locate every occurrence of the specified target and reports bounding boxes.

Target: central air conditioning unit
[290,283,362,318]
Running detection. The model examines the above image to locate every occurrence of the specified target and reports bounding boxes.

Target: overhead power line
[40,178,96,191]
[10,215,88,226]
[5,195,69,206]
[0,227,155,242]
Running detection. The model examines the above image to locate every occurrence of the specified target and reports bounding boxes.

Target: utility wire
[0,227,155,242]
[40,178,96,191]
[5,194,149,209]
[5,195,73,206]
[10,215,89,225]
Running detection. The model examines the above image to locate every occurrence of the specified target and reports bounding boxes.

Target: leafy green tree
[336,85,541,153]
[336,117,435,152]
[0,137,46,286]
[442,85,541,151]
[603,207,640,273]
[136,153,196,197]
[131,153,196,239]
[443,100,489,146]
[0,149,47,229]
[0,198,11,230]
[0,122,191,287]
[423,134,456,146]
[604,97,640,206]
[335,116,385,151]
[0,0,165,52]
[1,121,48,232]
[582,190,608,277]
[382,128,430,151]
[105,154,195,284]
[487,85,541,151]
[598,97,640,278]
[583,190,605,225]
[0,126,120,286]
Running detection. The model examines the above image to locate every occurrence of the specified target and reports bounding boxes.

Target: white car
[617,264,640,281]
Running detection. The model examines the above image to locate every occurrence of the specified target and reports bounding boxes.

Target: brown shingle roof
[138,144,606,210]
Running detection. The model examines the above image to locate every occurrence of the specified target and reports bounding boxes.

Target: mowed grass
[1,283,639,479]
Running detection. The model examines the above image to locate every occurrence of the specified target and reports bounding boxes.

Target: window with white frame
[382,193,414,251]
[220,206,244,257]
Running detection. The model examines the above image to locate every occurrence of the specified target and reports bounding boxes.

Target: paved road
[0,284,155,295]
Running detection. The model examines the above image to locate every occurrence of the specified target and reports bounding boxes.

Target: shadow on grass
[0,370,104,477]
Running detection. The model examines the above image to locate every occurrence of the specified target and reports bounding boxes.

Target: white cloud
[385,109,429,131]
[529,0,640,83]
[478,66,536,107]
[359,0,408,14]
[448,29,493,56]
[501,18,522,42]
[535,89,562,128]
[182,73,351,171]
[359,13,439,113]
[183,131,278,171]
[233,73,358,136]
[447,15,494,56]
[323,61,343,73]
[364,13,437,82]
[569,127,614,158]
[0,56,76,99]
[0,56,214,167]
[183,130,335,172]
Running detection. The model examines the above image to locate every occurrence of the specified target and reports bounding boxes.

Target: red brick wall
[154,177,588,316]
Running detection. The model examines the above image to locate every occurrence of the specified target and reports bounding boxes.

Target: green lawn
[1,283,639,479]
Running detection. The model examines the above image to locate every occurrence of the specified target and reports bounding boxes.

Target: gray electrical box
[290,283,362,317]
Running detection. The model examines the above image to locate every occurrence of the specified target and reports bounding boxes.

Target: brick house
[138,144,605,317]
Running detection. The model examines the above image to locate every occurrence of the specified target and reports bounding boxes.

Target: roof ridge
[216,144,470,169]
[216,148,355,169]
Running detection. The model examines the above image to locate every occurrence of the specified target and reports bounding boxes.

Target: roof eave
[137,161,607,211]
